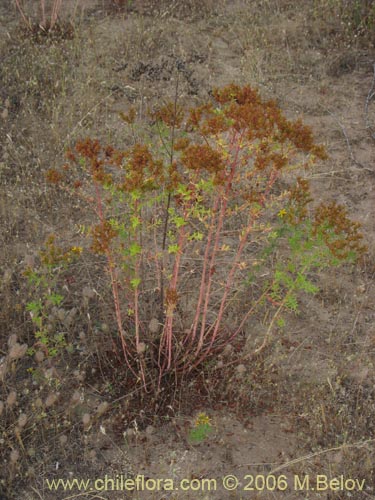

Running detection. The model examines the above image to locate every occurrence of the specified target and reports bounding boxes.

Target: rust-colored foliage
[165,287,179,307]
[173,137,190,151]
[65,149,77,162]
[74,138,111,184]
[90,221,118,255]
[45,168,64,184]
[53,84,329,199]
[39,235,81,266]
[75,137,101,159]
[151,102,185,128]
[286,177,313,225]
[313,202,367,259]
[121,143,164,192]
[119,107,137,125]
[181,143,226,180]
[209,83,327,160]
[186,103,213,130]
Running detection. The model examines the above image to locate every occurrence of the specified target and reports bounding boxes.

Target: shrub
[44,84,366,392]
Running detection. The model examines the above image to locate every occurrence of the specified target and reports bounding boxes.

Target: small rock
[45,393,59,407]
[57,309,66,322]
[145,425,155,435]
[9,342,28,360]
[59,435,68,446]
[8,334,18,348]
[148,318,160,334]
[34,351,45,363]
[24,254,35,268]
[82,287,95,299]
[6,391,17,408]
[10,449,19,463]
[223,344,233,357]
[0,359,9,381]
[137,342,146,354]
[63,308,77,327]
[18,414,27,428]
[71,390,81,403]
[236,364,246,376]
[35,398,43,408]
[82,413,91,430]
[96,401,109,416]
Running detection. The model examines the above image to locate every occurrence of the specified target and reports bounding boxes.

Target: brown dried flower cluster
[49,84,329,201]
[151,102,185,128]
[286,177,313,225]
[39,235,82,266]
[181,144,226,182]
[120,144,164,192]
[313,202,367,259]
[45,168,64,184]
[90,221,118,255]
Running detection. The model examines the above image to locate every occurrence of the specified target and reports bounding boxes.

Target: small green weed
[188,412,213,444]
[24,235,81,358]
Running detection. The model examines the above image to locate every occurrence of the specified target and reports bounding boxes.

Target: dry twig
[268,438,375,474]
[365,62,375,141]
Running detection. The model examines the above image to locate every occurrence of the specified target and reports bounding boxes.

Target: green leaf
[27,271,45,287]
[130,189,141,201]
[54,332,66,344]
[295,274,318,294]
[129,242,142,256]
[130,277,141,289]
[173,216,186,228]
[175,184,189,197]
[168,244,179,254]
[277,317,285,328]
[26,300,42,314]
[285,294,298,312]
[34,317,43,328]
[188,423,213,444]
[287,261,296,273]
[49,293,64,306]
[66,343,75,353]
[131,216,141,230]
[188,231,204,241]
[35,330,47,343]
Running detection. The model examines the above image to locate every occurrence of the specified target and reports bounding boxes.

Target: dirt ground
[0,1,375,499]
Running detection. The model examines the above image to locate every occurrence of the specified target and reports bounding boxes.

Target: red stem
[159,223,186,371]
[93,182,136,375]
[196,130,244,355]
[190,167,281,369]
[189,195,220,344]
